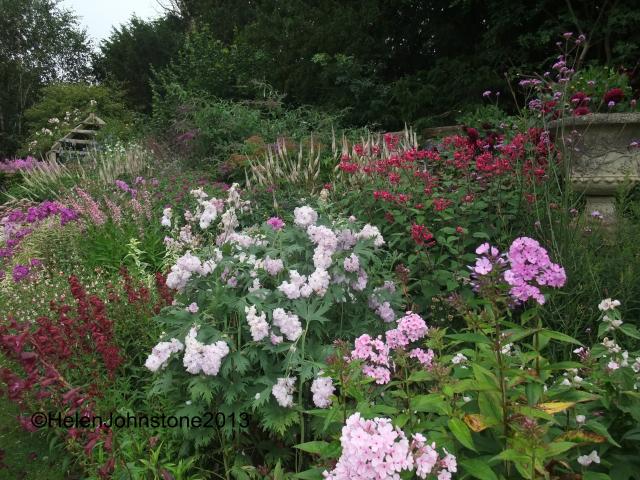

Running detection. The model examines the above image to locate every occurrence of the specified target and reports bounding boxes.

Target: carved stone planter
[549,113,640,222]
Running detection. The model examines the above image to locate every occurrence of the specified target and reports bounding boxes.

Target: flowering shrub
[518,33,636,120]
[145,192,410,472]
[331,127,556,306]
[0,200,79,279]
[0,268,174,478]
[303,240,639,480]
[0,157,41,174]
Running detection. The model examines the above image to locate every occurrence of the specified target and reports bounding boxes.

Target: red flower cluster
[0,269,174,478]
[411,224,436,247]
[603,87,624,104]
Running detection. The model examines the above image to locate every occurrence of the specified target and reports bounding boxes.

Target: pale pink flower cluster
[219,208,239,238]
[357,224,385,247]
[272,377,296,407]
[186,302,199,313]
[294,205,318,227]
[144,338,184,372]
[385,312,428,348]
[308,268,331,296]
[311,374,335,408]
[351,312,433,384]
[412,435,457,479]
[323,413,456,480]
[272,308,302,341]
[598,298,621,311]
[412,434,439,478]
[323,413,412,479]
[278,267,331,298]
[351,269,369,291]
[336,228,358,250]
[166,252,209,291]
[409,348,435,368]
[350,334,392,384]
[183,327,230,376]
[343,253,360,272]
[577,450,600,467]
[369,282,397,323]
[307,225,338,253]
[161,207,172,227]
[198,199,220,229]
[245,305,269,341]
[264,256,284,276]
[278,270,312,299]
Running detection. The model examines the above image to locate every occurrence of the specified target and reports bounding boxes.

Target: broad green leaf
[583,473,611,480]
[619,323,640,339]
[492,449,530,463]
[446,332,492,345]
[448,417,476,451]
[544,441,576,457]
[294,441,329,455]
[538,329,582,346]
[459,459,499,480]
[293,469,324,480]
[411,394,449,415]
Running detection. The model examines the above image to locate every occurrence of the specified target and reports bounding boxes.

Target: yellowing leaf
[464,414,490,432]
[537,402,575,415]
[557,430,607,444]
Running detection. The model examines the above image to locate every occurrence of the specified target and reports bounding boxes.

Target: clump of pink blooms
[368,281,397,323]
[266,216,285,230]
[311,374,335,408]
[1,201,78,278]
[294,205,318,227]
[182,327,230,376]
[0,156,40,173]
[350,311,434,384]
[272,377,296,407]
[272,308,302,341]
[245,305,270,341]
[470,237,566,305]
[323,412,456,480]
[144,338,184,372]
[350,333,393,384]
[166,251,218,291]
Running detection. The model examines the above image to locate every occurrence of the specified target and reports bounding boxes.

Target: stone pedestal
[549,113,640,224]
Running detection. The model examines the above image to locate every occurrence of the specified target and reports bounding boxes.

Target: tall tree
[93,14,185,112]
[0,0,92,156]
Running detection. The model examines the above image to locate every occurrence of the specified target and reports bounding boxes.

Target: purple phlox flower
[12,264,30,282]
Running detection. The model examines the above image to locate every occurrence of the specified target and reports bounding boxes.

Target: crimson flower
[411,224,436,247]
[603,88,624,104]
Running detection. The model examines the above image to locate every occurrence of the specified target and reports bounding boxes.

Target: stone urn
[549,113,640,222]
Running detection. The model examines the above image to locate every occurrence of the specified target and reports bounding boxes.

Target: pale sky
[60,0,163,44]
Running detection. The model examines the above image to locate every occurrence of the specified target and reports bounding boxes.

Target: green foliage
[94,14,185,112]
[19,82,136,156]
[0,0,92,156]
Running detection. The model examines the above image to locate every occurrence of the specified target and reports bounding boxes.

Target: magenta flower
[12,264,30,282]
[266,217,285,230]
